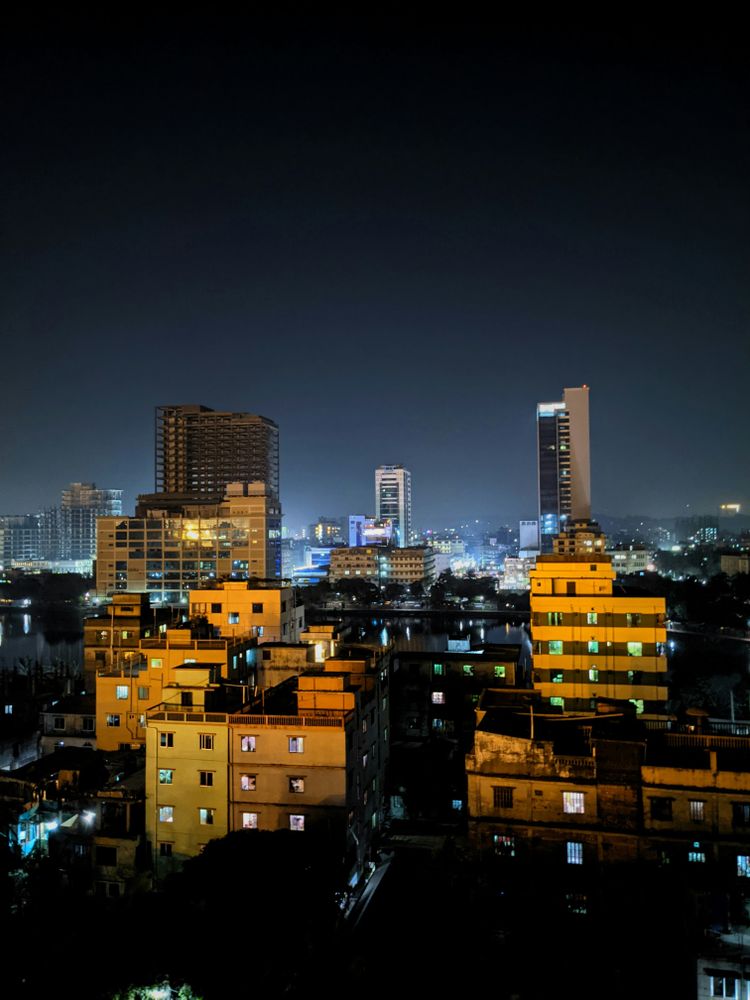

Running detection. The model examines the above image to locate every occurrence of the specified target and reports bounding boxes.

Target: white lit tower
[536,386,591,552]
[375,465,412,548]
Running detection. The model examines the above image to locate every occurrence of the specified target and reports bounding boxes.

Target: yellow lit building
[95,625,255,751]
[189,580,304,642]
[145,667,231,868]
[529,552,668,717]
[146,643,391,885]
[83,593,171,692]
[95,481,281,606]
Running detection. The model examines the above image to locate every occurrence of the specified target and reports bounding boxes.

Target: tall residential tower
[537,386,590,552]
[375,465,412,548]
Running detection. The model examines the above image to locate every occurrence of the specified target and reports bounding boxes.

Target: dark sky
[1,17,748,533]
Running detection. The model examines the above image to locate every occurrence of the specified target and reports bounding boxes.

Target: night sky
[2,18,748,532]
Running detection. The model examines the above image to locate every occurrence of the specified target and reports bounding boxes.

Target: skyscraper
[375,465,412,548]
[537,386,590,552]
[155,404,280,500]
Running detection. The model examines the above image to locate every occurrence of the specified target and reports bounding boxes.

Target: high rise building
[155,404,280,500]
[537,386,591,552]
[96,482,281,605]
[60,482,122,563]
[375,465,412,548]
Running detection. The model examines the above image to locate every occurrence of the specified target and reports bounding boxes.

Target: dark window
[252,603,263,613]
[650,798,673,821]
[95,846,117,866]
[493,786,514,809]
[211,603,221,613]
[733,803,750,827]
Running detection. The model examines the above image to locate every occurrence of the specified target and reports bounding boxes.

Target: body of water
[0,608,83,671]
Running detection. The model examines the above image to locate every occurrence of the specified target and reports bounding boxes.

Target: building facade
[155,404,280,500]
[529,553,668,717]
[189,580,304,643]
[537,386,591,552]
[375,465,412,547]
[146,643,390,886]
[60,482,122,564]
[96,482,282,605]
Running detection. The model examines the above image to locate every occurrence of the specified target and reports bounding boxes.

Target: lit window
[115,685,128,700]
[289,814,305,831]
[288,737,304,753]
[493,834,515,857]
[566,893,588,915]
[431,691,445,705]
[199,734,214,750]
[494,665,506,679]
[106,714,120,727]
[586,612,598,625]
[550,697,564,709]
[242,812,258,829]
[241,735,256,752]
[462,664,474,676]
[199,808,215,826]
[711,976,737,998]
[563,791,585,814]
[4,705,12,715]
[549,640,563,655]
[150,657,163,669]
[626,613,642,628]
[552,671,564,683]
[629,699,645,715]
[493,786,513,809]
[567,841,583,865]
[160,732,174,748]
[159,806,174,824]
[289,777,305,793]
[737,855,750,877]
[589,667,599,682]
[240,774,256,791]
[433,663,444,676]
[627,642,643,657]
[587,640,599,654]
[199,771,214,787]
[689,800,705,822]
[158,769,173,784]
[547,612,563,625]
[688,843,705,863]
[228,612,240,624]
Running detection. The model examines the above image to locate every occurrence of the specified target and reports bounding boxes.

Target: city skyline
[1,21,747,529]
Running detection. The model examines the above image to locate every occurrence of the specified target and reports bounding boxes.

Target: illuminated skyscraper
[155,404,279,500]
[537,386,590,552]
[375,465,412,548]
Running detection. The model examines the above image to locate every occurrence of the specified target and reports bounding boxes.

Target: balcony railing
[146,707,351,728]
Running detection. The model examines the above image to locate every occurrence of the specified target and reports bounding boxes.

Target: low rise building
[39,695,96,753]
[466,706,750,880]
[146,642,391,888]
[328,545,435,586]
[189,580,304,642]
